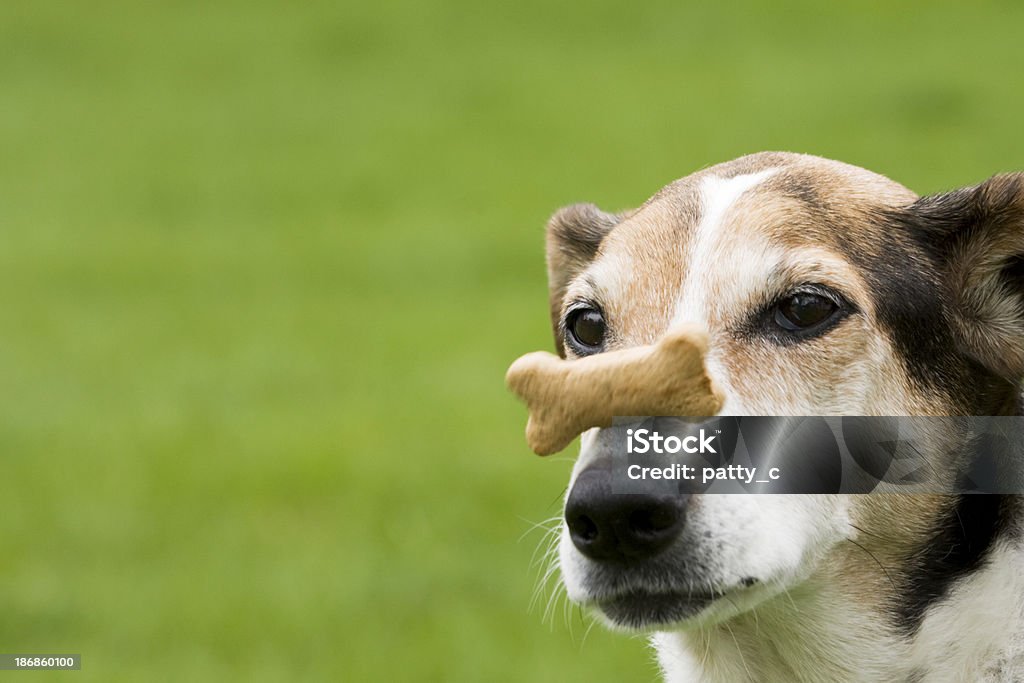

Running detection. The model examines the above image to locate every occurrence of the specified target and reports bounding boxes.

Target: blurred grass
[0,0,1022,680]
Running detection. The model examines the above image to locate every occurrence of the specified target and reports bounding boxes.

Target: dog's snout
[565,468,688,562]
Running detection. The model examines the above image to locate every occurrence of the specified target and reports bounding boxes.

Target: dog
[540,152,1024,682]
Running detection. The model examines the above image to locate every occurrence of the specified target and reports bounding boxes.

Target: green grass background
[1,0,1022,680]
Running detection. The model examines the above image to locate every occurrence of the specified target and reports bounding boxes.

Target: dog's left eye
[773,290,842,334]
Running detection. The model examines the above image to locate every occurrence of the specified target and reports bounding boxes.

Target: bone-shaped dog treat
[505,325,724,455]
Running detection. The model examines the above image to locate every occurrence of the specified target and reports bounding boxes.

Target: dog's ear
[911,173,1024,382]
[546,203,622,357]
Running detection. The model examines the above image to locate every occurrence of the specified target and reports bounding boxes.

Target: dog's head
[544,152,1024,631]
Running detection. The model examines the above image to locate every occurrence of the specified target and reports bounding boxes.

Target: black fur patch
[838,193,1024,411]
[833,208,965,395]
[1005,254,1024,294]
[898,177,1024,392]
[894,494,1010,634]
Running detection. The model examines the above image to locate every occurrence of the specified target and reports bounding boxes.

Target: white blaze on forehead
[673,169,778,326]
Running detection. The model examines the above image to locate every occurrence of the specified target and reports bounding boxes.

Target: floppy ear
[912,173,1024,383]
[546,204,622,357]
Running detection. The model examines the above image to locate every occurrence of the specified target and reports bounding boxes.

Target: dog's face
[547,152,1024,631]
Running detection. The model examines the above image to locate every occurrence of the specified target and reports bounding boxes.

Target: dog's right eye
[566,307,606,354]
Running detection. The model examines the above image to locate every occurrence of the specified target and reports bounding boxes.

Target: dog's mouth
[594,589,716,629]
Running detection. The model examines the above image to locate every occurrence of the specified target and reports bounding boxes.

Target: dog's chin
[594,590,716,631]
[588,578,783,632]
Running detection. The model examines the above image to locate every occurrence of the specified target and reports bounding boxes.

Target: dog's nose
[565,468,688,562]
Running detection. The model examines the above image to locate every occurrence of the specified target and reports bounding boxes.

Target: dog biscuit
[505,325,724,455]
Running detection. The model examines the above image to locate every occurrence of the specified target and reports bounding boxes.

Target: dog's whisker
[579,612,598,649]
[530,553,562,613]
[547,485,568,511]
[723,620,753,682]
[723,593,748,628]
[563,590,574,634]
[529,533,564,614]
[849,522,888,542]
[701,627,713,671]
[528,526,562,568]
[774,577,801,615]
[845,537,899,594]
[530,545,558,574]
[517,515,562,544]
[546,583,567,629]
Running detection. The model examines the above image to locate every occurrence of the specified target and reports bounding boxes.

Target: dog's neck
[652,538,1024,683]
[653,589,901,683]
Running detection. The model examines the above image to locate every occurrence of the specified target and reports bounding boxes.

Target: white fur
[674,170,780,418]
[651,541,1024,682]
[675,170,778,328]
[906,542,1024,682]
